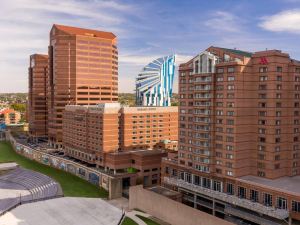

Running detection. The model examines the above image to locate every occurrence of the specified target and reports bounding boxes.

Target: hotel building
[28,54,48,140]
[162,46,300,224]
[63,103,178,186]
[47,24,118,148]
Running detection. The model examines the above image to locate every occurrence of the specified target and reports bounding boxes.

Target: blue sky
[1,0,300,93]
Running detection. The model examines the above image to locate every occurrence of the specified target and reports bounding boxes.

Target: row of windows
[170,171,300,212]
[132,115,164,118]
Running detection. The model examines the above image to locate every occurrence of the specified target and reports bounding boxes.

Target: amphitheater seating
[0,167,63,215]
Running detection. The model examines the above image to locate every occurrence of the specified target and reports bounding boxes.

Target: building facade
[28,54,48,140]
[63,103,178,166]
[0,109,21,125]
[136,55,175,107]
[47,24,118,148]
[162,46,300,224]
[63,103,178,187]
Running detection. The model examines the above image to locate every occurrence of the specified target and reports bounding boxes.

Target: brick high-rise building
[162,47,300,224]
[28,54,48,140]
[48,24,118,147]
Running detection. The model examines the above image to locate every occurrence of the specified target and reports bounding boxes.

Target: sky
[1,0,300,93]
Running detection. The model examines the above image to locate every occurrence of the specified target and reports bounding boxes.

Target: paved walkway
[0,197,122,225]
[125,210,152,225]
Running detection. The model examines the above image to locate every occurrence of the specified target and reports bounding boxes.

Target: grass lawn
[121,217,138,225]
[0,141,108,198]
[136,215,161,225]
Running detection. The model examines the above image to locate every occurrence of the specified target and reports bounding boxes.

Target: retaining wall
[5,132,122,199]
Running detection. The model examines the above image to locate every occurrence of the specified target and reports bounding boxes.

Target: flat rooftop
[148,186,181,197]
[239,175,300,196]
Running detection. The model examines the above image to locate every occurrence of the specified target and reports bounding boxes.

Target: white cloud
[119,54,192,66]
[259,9,300,34]
[0,0,136,92]
[204,11,242,33]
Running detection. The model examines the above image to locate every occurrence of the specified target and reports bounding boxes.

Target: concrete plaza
[0,197,122,225]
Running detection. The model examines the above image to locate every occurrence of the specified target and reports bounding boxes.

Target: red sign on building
[259,57,268,65]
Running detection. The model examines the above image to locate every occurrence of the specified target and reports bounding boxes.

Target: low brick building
[62,103,178,187]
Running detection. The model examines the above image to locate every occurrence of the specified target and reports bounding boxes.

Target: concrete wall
[129,185,233,225]
[6,132,123,199]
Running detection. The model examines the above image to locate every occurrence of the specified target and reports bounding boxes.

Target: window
[277,76,282,81]
[277,66,283,72]
[259,93,267,99]
[250,190,259,202]
[259,102,267,108]
[226,136,234,142]
[260,76,268,81]
[259,128,266,134]
[258,145,265,151]
[258,171,265,177]
[216,76,223,82]
[194,175,200,185]
[202,178,211,189]
[227,111,234,116]
[292,201,300,212]
[259,67,268,73]
[259,85,267,90]
[227,119,234,125]
[227,128,234,133]
[228,67,235,73]
[227,102,234,107]
[263,193,273,206]
[259,111,267,116]
[213,181,222,192]
[226,154,233,159]
[238,186,246,199]
[258,153,265,160]
[228,85,235,90]
[227,93,234,98]
[217,68,224,73]
[226,171,233,176]
[228,76,235,81]
[259,120,266,125]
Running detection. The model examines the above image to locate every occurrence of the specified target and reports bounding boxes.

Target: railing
[164,177,289,220]
[225,206,283,225]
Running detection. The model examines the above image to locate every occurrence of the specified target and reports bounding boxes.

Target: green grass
[136,215,161,225]
[121,217,138,225]
[0,141,108,198]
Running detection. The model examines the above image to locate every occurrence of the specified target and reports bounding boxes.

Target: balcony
[163,177,289,220]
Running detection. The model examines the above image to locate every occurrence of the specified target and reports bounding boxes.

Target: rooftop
[239,175,300,196]
[53,24,116,39]
[148,186,181,197]
[216,47,253,58]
